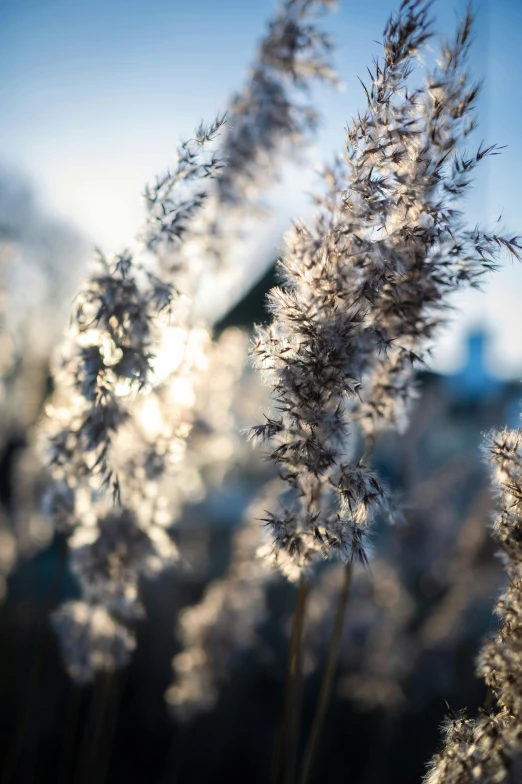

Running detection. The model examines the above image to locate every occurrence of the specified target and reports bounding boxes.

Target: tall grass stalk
[300,560,353,784]
[2,535,68,783]
[272,577,310,784]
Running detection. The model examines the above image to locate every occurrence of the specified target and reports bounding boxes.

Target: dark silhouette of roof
[214,262,278,334]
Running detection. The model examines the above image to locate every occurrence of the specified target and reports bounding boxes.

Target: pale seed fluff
[250,1,521,581]
[45,0,337,685]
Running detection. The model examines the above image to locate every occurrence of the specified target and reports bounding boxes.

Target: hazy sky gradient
[2,0,522,375]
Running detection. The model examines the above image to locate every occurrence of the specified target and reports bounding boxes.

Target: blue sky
[1,0,522,375]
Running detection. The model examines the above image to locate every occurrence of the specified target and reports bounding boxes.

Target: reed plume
[250,0,521,581]
[425,424,522,783]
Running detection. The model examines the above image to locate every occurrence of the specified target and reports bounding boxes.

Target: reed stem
[300,561,353,784]
[271,576,309,784]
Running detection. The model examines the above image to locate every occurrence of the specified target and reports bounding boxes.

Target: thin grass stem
[2,535,68,783]
[283,614,307,784]
[57,683,84,784]
[300,561,353,784]
[271,576,309,784]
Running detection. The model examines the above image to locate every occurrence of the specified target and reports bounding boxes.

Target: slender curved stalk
[2,535,68,783]
[96,671,124,784]
[73,674,110,784]
[57,684,83,784]
[284,624,307,784]
[271,577,310,784]
[300,561,353,784]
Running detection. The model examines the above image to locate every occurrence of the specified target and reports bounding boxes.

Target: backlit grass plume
[250,0,521,581]
[424,422,522,783]
[43,0,337,684]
